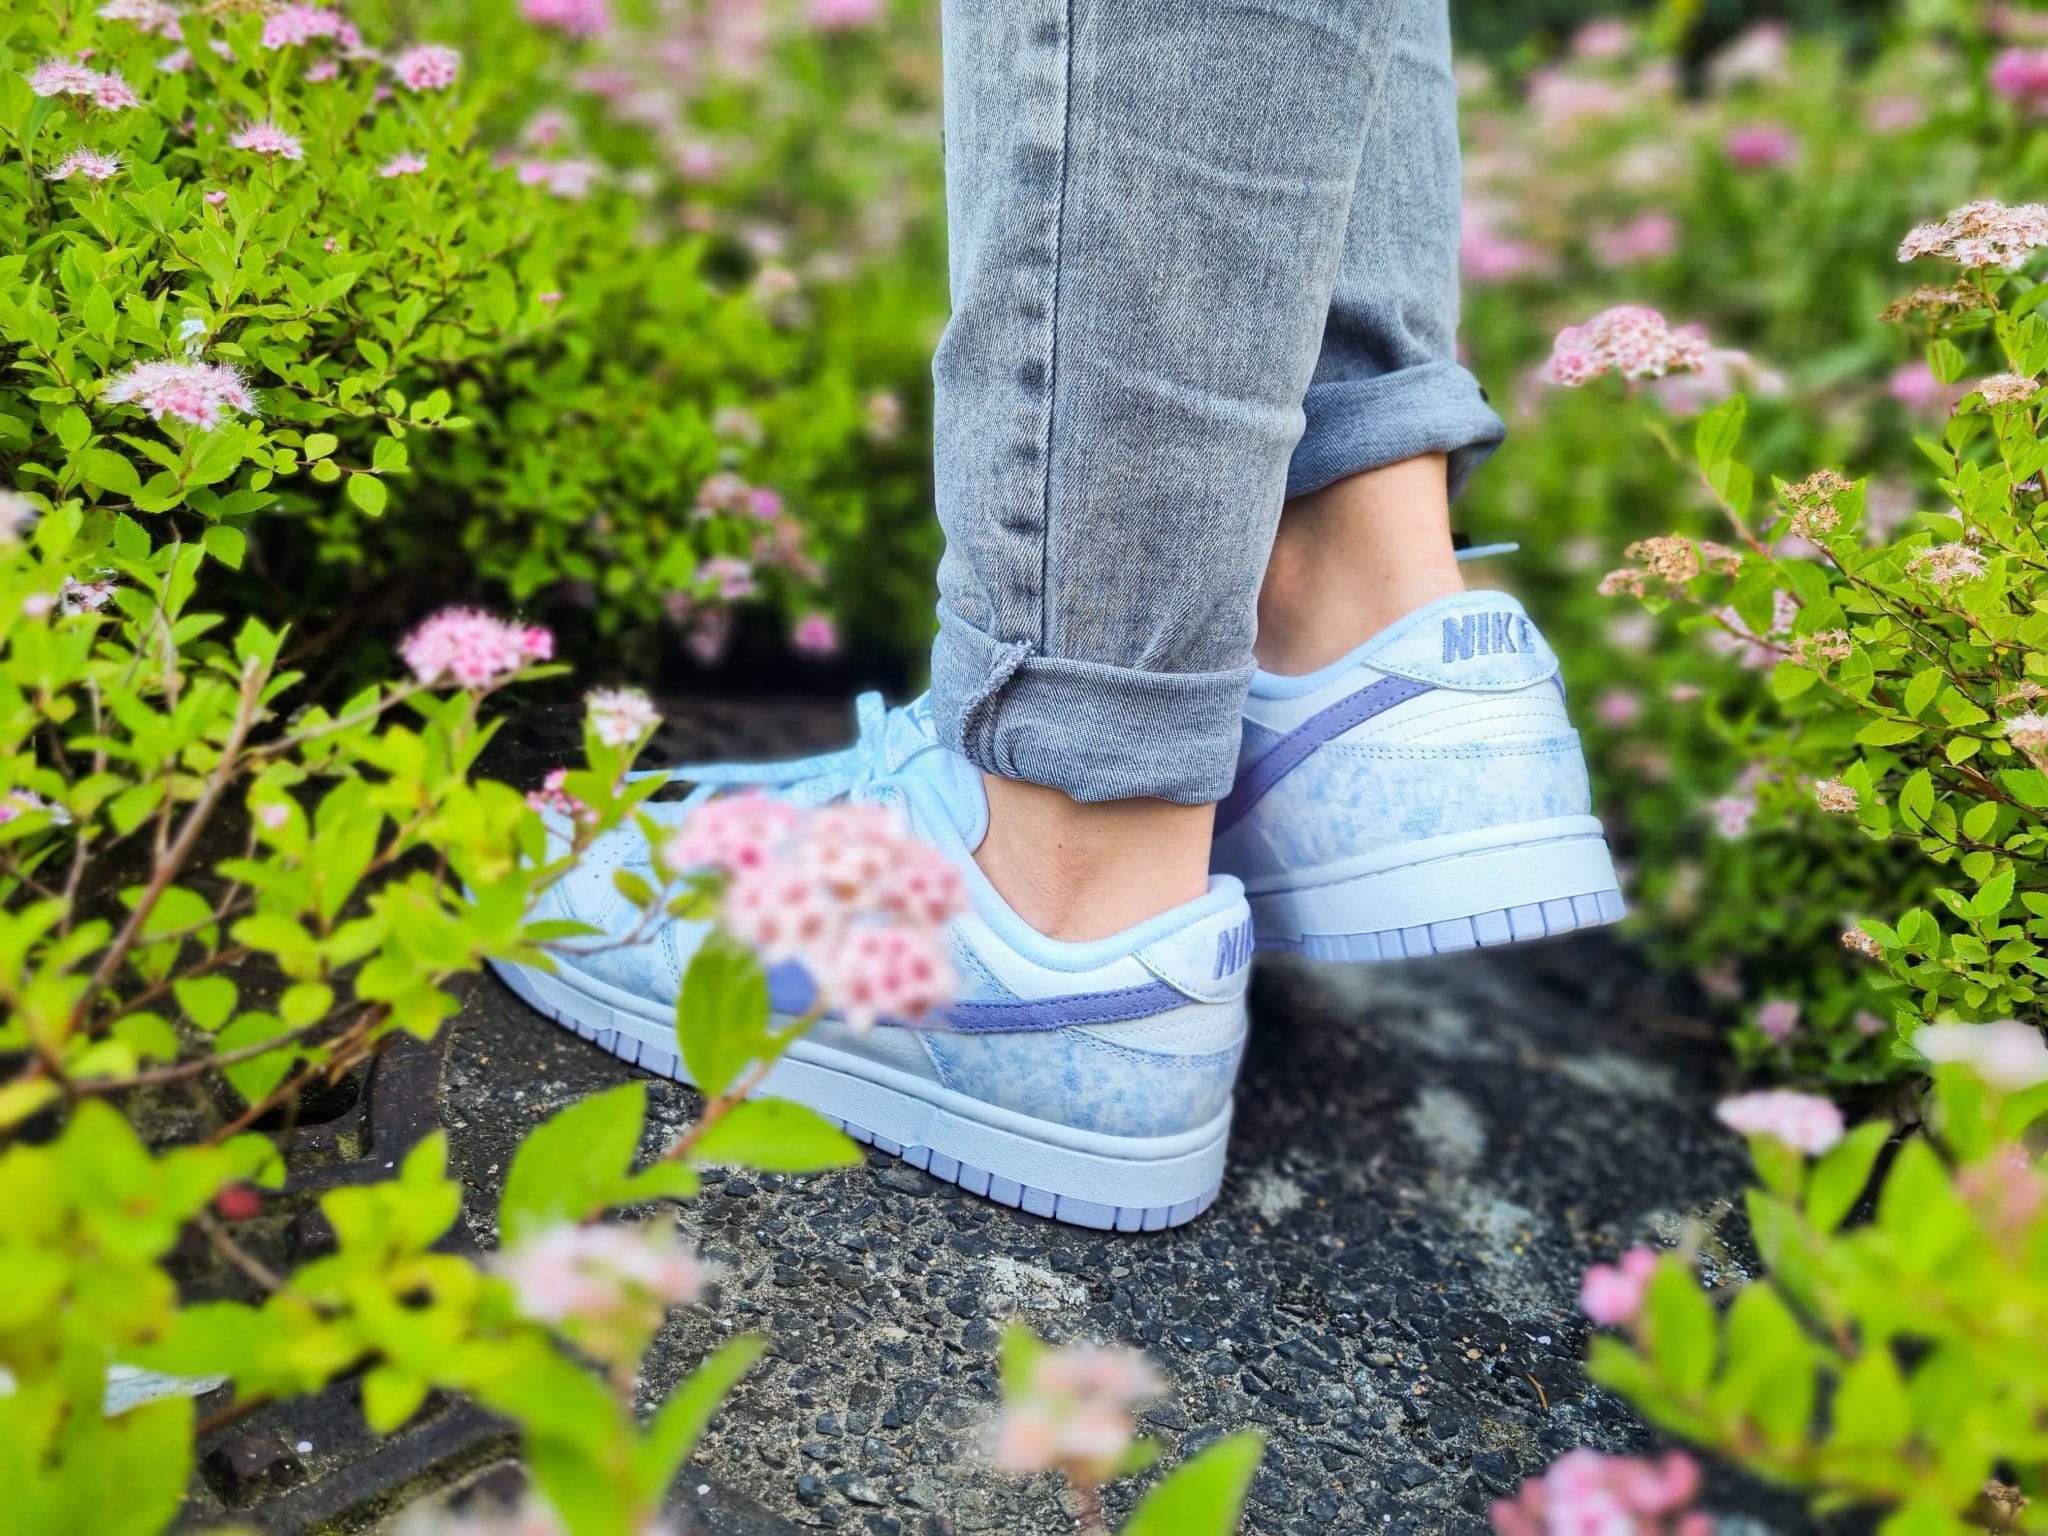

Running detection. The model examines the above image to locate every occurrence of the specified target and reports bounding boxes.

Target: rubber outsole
[490,960,1227,1233]
[1256,885,1625,960]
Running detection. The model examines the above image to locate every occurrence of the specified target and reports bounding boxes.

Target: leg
[930,0,1409,937]
[1258,0,1506,676]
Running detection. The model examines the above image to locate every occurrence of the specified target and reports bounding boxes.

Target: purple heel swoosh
[1215,676,1434,836]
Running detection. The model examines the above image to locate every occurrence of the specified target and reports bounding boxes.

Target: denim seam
[1321,738,1583,764]
[1037,0,1076,656]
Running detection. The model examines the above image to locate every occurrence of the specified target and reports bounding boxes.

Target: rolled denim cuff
[1286,360,1507,503]
[930,604,1249,806]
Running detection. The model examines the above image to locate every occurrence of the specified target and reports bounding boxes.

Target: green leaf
[1857,719,1923,747]
[172,975,237,1031]
[361,1366,430,1434]
[688,1098,861,1174]
[202,524,246,569]
[676,929,772,1098]
[347,474,388,516]
[1122,1432,1266,1536]
[1805,1120,1889,1232]
[498,1082,650,1245]
[630,1336,768,1502]
[213,1011,301,1105]
[1831,1348,1910,1450]
[1693,396,1745,473]
[302,432,338,460]
[80,449,141,498]
[1645,1261,1716,1392]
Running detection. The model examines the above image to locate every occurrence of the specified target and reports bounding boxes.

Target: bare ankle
[1255,454,1465,676]
[974,775,1212,942]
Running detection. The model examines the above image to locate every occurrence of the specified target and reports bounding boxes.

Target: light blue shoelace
[630,690,921,812]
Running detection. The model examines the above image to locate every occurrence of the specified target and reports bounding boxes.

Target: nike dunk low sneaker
[492,695,1251,1231]
[1213,591,1623,960]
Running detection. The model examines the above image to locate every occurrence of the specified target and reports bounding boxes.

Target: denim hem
[929,604,1249,806]
[1286,360,1507,502]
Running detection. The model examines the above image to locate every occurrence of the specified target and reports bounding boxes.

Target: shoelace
[631,690,922,812]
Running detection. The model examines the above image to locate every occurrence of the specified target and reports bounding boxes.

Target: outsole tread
[1265,884,1626,961]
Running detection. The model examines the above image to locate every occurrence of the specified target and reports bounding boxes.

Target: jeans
[926,0,1504,806]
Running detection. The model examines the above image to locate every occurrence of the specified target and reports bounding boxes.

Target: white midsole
[1246,817,1620,940]
[491,959,1231,1212]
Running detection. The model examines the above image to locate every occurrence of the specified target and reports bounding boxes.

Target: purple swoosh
[768,961,1187,1035]
[1215,676,1434,836]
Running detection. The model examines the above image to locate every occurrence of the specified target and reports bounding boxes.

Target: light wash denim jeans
[927,0,1504,806]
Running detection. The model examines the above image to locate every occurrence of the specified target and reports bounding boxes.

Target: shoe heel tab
[1368,592,1559,693]
[1137,900,1256,1003]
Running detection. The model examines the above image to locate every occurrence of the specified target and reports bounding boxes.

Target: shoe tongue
[887,695,990,849]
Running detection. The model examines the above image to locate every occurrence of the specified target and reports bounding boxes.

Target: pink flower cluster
[97,0,183,38]
[515,158,603,199]
[1716,1089,1845,1154]
[664,797,967,1031]
[809,0,882,29]
[1755,998,1801,1042]
[1724,122,1797,170]
[526,767,594,825]
[1593,212,1677,268]
[261,4,363,49]
[392,44,461,92]
[400,608,554,689]
[380,152,428,178]
[521,0,613,37]
[1898,200,2048,269]
[584,687,660,748]
[1491,1450,1709,1536]
[1913,1021,2048,1092]
[101,360,258,430]
[27,58,141,110]
[1579,1246,1658,1328]
[46,148,123,182]
[230,120,305,160]
[992,1343,1165,1481]
[792,614,840,657]
[495,1221,706,1326]
[1545,306,1708,386]
[60,575,118,615]
[1991,47,2048,116]
[697,555,757,600]
[696,471,784,523]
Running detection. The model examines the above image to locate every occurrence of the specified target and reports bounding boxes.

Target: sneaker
[1212,591,1623,960]
[491,695,1250,1231]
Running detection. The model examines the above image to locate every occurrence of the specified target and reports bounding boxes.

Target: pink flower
[391,44,460,91]
[379,152,428,177]
[1716,1089,1845,1153]
[204,189,228,206]
[261,4,361,49]
[520,0,613,36]
[1865,94,1925,133]
[255,801,290,831]
[60,576,118,614]
[747,487,782,522]
[662,794,802,875]
[495,1222,706,1325]
[28,58,137,110]
[698,555,756,600]
[583,687,659,748]
[1544,305,1708,386]
[687,608,731,666]
[1578,1246,1658,1328]
[792,614,839,657]
[1812,778,1858,814]
[1909,542,1989,586]
[101,360,258,430]
[1708,20,1787,86]
[1888,361,1964,415]
[537,291,562,304]
[97,0,184,38]
[1492,1450,1707,1536]
[1898,199,2048,269]
[399,608,553,689]
[304,57,339,82]
[230,120,305,160]
[1591,211,1677,267]
[826,924,955,1033]
[1913,1021,2048,1091]
[809,0,882,29]
[1709,796,1755,839]
[515,158,602,198]
[1724,122,1797,169]
[1572,18,1632,58]
[1755,998,1801,1041]
[992,1343,1164,1480]
[1595,690,1642,727]
[522,108,573,147]
[0,789,62,825]
[1991,47,2048,116]
[45,148,123,182]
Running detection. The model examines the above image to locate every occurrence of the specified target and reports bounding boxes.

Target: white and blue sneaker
[1213,590,1624,961]
[490,696,1251,1231]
